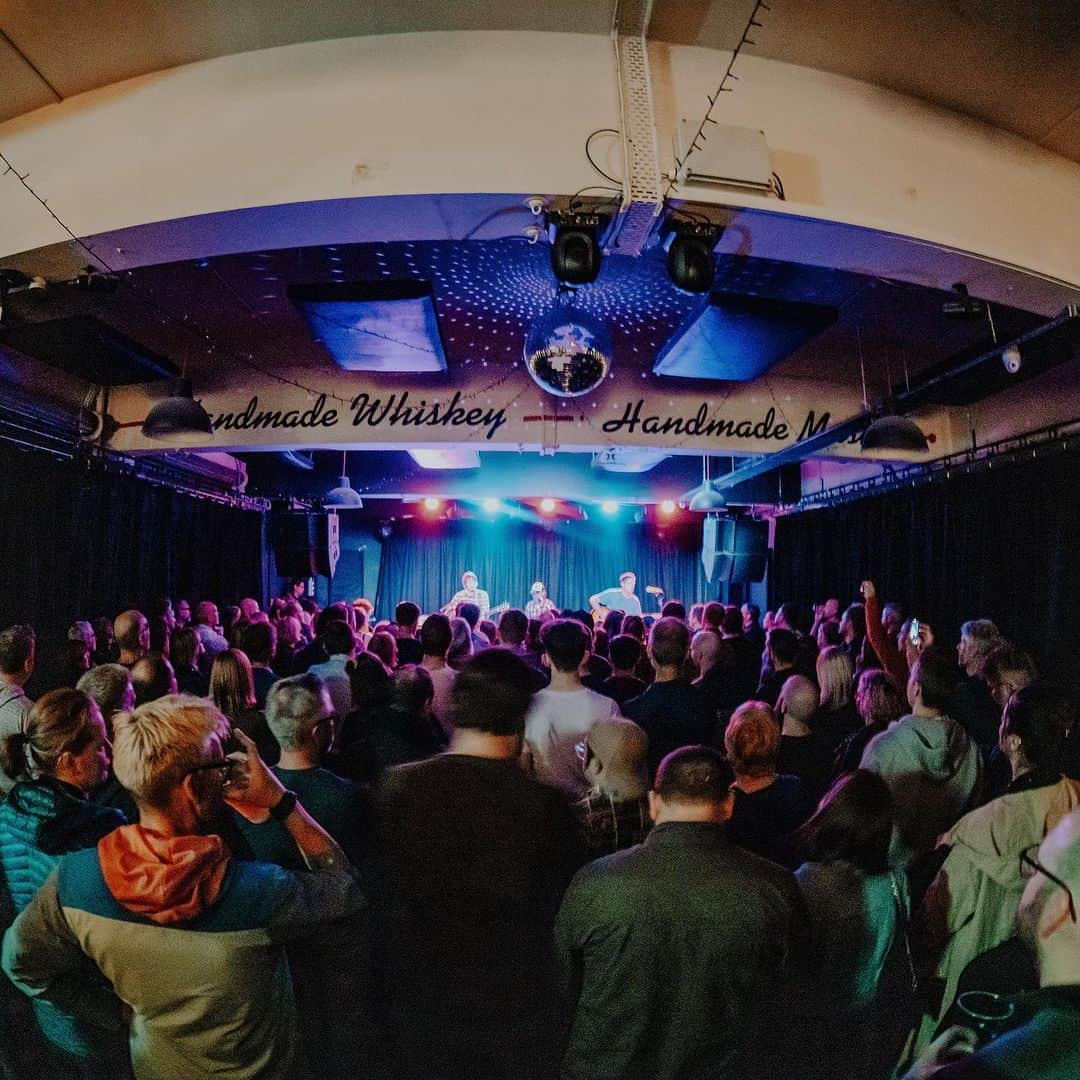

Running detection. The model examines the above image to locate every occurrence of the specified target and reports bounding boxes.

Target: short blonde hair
[112,694,230,809]
[817,645,854,710]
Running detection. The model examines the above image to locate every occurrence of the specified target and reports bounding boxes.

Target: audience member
[742,602,765,652]
[950,618,1007,757]
[240,621,278,709]
[67,620,97,656]
[368,629,399,672]
[373,649,582,1079]
[307,620,356,723]
[211,648,278,765]
[113,609,150,668]
[839,602,866,663]
[789,769,899,1079]
[573,717,652,857]
[720,605,761,701]
[446,615,473,671]
[816,645,860,751]
[0,688,126,1073]
[555,745,807,1080]
[173,599,191,629]
[91,617,117,665]
[420,613,457,740]
[130,653,178,705]
[2,696,364,1080]
[0,624,36,794]
[861,647,981,869]
[191,601,228,661]
[599,633,645,707]
[756,627,798,706]
[623,617,714,781]
[169,625,208,696]
[76,664,135,733]
[777,674,833,798]
[861,581,910,686]
[725,700,815,867]
[364,664,444,776]
[524,619,620,798]
[394,602,424,665]
[832,667,907,778]
[147,616,170,658]
[994,681,1072,798]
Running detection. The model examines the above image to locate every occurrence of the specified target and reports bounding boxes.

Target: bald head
[114,609,149,661]
[690,629,723,672]
[777,674,819,726]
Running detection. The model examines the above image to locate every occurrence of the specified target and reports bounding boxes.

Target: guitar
[441,599,510,619]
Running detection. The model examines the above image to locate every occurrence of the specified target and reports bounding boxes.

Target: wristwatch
[269,789,299,822]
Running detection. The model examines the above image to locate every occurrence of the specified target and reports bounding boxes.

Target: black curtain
[376,518,714,618]
[772,452,1080,677]
[0,443,265,645]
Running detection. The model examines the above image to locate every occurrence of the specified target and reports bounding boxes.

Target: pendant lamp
[324,451,364,508]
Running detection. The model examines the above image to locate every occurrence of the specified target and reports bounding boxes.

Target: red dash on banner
[523,415,576,423]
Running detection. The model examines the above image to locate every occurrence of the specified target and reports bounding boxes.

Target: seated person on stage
[442,571,491,619]
[524,619,621,800]
[525,581,557,620]
[589,571,642,619]
[623,618,714,782]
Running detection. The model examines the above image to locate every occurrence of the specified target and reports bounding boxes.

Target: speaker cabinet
[701,516,769,584]
[271,513,338,579]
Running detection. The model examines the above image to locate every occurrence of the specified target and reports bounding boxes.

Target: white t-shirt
[524,687,621,799]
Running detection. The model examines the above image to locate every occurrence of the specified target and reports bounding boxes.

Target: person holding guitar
[589,572,642,622]
[525,582,557,620]
[442,571,491,619]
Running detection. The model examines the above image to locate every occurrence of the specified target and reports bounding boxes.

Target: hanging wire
[856,327,869,410]
[665,0,772,197]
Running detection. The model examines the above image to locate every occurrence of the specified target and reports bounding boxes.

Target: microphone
[645,585,665,596]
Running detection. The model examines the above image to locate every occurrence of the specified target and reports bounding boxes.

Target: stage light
[482,498,499,513]
[323,451,364,509]
[422,497,442,512]
[547,211,608,286]
[660,499,677,515]
[664,221,721,294]
[540,498,556,514]
[601,501,619,515]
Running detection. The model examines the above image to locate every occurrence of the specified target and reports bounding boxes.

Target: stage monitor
[701,516,769,584]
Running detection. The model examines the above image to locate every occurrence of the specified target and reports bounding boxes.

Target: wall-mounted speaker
[271,512,338,579]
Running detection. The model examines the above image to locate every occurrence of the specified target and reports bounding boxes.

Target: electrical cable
[585,129,622,185]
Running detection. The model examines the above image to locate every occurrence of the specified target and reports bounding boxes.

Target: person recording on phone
[861,580,933,686]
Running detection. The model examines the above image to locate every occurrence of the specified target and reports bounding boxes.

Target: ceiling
[2,1,1079,161]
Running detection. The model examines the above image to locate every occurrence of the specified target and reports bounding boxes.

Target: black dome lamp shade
[684,456,728,511]
[324,451,364,509]
[860,414,930,453]
[141,377,214,443]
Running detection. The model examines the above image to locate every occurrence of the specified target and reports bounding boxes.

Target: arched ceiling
[2,0,1079,161]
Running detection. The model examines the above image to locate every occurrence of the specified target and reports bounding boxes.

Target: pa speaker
[701,516,769,584]
[271,513,338,578]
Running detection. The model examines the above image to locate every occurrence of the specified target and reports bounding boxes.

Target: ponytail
[0,730,31,781]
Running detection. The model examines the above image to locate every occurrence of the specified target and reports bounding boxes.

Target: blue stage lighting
[601,500,619,515]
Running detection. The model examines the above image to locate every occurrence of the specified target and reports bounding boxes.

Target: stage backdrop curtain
[376,519,714,619]
[0,443,266,646]
[771,452,1080,677]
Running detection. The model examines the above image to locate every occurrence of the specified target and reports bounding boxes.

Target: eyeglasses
[187,758,237,784]
[1020,845,1078,924]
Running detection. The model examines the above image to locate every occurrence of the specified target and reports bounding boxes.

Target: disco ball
[524,305,613,398]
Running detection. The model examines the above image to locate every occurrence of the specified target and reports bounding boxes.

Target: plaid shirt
[574,791,652,857]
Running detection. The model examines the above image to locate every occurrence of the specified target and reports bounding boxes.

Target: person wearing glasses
[2,694,364,1080]
[902,809,1080,1079]
[908,683,1080,1060]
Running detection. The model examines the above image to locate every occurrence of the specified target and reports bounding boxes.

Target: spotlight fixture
[601,500,619,515]
[422,497,442,512]
[540,497,556,514]
[664,220,722,294]
[1001,344,1022,374]
[324,451,364,508]
[141,378,214,443]
[547,210,608,286]
[660,499,677,515]
[860,415,930,453]
[525,302,613,398]
[482,498,499,513]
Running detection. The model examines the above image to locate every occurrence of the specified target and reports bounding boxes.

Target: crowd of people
[0,579,1078,1079]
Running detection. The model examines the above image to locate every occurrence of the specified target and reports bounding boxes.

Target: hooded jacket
[913,777,1080,1055]
[861,712,982,865]
[2,824,365,1080]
